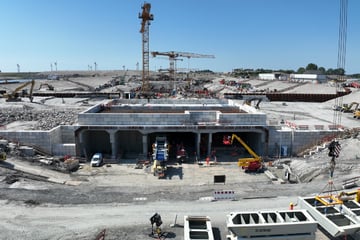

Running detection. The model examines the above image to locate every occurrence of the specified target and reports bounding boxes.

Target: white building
[290,73,327,83]
[258,73,287,81]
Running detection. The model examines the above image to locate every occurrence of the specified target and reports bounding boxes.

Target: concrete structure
[184,216,214,240]
[0,99,343,161]
[226,210,317,239]
[298,196,360,238]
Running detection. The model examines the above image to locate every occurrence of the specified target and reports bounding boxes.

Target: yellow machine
[340,102,359,113]
[38,83,54,91]
[338,189,360,203]
[152,160,166,178]
[0,151,6,161]
[5,79,35,102]
[353,110,360,119]
[224,134,263,172]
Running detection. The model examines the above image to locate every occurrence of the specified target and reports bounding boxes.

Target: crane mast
[139,2,154,97]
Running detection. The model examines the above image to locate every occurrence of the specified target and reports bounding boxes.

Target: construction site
[1,1,360,240]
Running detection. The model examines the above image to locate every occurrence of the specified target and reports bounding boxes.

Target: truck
[223,134,264,173]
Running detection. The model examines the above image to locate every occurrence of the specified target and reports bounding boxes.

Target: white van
[90,153,103,167]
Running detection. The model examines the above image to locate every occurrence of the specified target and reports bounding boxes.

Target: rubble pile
[0,108,79,130]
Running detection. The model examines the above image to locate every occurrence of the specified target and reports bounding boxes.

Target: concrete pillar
[142,134,148,156]
[196,133,201,159]
[107,130,117,160]
[207,132,213,157]
[78,130,88,159]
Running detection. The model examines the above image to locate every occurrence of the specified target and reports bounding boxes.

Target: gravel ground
[1,73,360,239]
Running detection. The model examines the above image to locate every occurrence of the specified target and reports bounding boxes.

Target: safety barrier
[213,190,235,200]
[285,120,297,129]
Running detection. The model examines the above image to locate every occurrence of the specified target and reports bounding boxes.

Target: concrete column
[78,130,88,159]
[196,133,201,159]
[107,130,117,160]
[207,132,213,157]
[142,134,148,156]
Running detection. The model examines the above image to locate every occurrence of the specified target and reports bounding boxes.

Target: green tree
[297,67,306,73]
[318,67,326,73]
[306,63,318,71]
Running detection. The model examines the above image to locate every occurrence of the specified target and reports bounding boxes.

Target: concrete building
[258,73,287,81]
[290,73,327,83]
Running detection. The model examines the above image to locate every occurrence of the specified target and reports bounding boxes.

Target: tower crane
[139,2,154,97]
[151,51,215,81]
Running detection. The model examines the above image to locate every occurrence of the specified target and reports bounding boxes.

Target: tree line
[231,63,359,78]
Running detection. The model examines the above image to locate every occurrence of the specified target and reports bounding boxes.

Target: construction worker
[206,156,210,166]
[289,202,294,210]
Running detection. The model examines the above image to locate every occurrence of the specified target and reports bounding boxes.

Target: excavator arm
[230,134,261,160]
[6,79,35,102]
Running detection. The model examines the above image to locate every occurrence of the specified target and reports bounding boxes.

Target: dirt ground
[1,73,360,239]
[1,145,359,240]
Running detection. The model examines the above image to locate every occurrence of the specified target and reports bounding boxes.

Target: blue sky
[0,0,359,74]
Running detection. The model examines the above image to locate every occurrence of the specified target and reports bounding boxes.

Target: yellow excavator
[4,79,35,102]
[223,134,264,172]
[353,110,360,119]
[340,102,359,113]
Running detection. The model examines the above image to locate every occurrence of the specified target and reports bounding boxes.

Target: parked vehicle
[90,153,103,167]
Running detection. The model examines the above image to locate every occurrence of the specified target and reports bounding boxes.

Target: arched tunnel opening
[81,130,111,159]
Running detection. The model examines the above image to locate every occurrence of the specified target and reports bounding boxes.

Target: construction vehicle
[0,150,6,161]
[353,110,360,119]
[151,137,169,178]
[38,83,54,91]
[223,134,264,173]
[152,159,167,178]
[5,79,35,102]
[340,101,359,113]
[0,140,8,161]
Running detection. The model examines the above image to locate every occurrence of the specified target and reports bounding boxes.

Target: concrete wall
[268,127,340,158]
[0,130,53,154]
[78,111,267,126]
[0,125,78,156]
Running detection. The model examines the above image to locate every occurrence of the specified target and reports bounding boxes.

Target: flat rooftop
[98,102,246,114]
